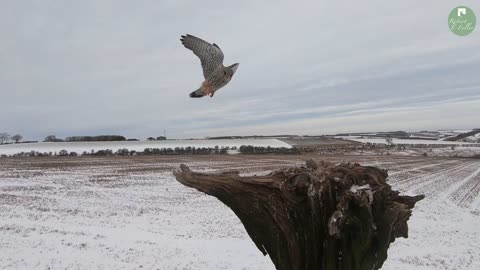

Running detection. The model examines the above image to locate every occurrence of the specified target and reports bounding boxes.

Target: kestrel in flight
[180,34,239,98]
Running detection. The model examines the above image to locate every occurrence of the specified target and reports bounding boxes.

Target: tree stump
[173,160,424,270]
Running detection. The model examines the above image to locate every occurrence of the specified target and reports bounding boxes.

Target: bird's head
[228,63,240,75]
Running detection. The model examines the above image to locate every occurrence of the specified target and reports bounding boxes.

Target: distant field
[341,137,480,145]
[0,155,479,269]
[279,137,360,146]
[0,139,291,156]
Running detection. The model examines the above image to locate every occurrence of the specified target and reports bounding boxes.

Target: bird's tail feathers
[189,88,204,98]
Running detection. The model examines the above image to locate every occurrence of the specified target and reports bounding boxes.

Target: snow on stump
[173,159,424,270]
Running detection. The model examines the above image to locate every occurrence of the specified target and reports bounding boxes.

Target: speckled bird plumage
[180,34,239,98]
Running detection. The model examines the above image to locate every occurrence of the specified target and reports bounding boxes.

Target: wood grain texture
[174,160,424,270]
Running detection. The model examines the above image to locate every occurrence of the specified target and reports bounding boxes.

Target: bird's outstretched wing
[181,34,224,79]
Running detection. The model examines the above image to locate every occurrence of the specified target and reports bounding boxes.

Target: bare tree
[0,133,10,144]
[385,137,393,146]
[11,134,23,143]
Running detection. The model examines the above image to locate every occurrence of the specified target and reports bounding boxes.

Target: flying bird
[180,34,239,98]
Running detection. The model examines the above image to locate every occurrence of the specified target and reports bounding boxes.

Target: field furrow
[448,168,480,209]
[1,155,479,270]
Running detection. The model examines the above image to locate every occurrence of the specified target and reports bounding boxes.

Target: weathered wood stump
[173,160,424,270]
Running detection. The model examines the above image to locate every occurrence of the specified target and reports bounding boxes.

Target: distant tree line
[43,135,127,142]
[65,135,127,142]
[42,134,167,142]
[146,136,167,141]
[2,146,232,157]
[1,133,168,144]
[0,145,303,158]
[239,145,300,154]
[84,146,232,156]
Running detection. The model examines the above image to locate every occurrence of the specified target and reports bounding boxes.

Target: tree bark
[173,160,424,270]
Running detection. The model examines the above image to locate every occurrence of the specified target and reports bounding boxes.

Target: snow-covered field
[0,139,291,156]
[462,132,480,143]
[0,155,479,269]
[340,137,480,145]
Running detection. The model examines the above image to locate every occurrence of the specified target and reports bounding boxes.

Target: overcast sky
[1,0,479,140]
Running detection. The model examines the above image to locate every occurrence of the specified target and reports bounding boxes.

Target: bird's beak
[231,63,239,74]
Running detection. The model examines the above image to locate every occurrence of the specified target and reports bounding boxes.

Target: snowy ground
[339,137,480,146]
[0,139,291,156]
[0,155,479,269]
[370,146,480,158]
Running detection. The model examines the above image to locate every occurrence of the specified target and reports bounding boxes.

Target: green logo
[449,6,476,36]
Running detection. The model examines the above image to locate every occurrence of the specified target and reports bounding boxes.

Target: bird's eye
[223,71,227,75]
